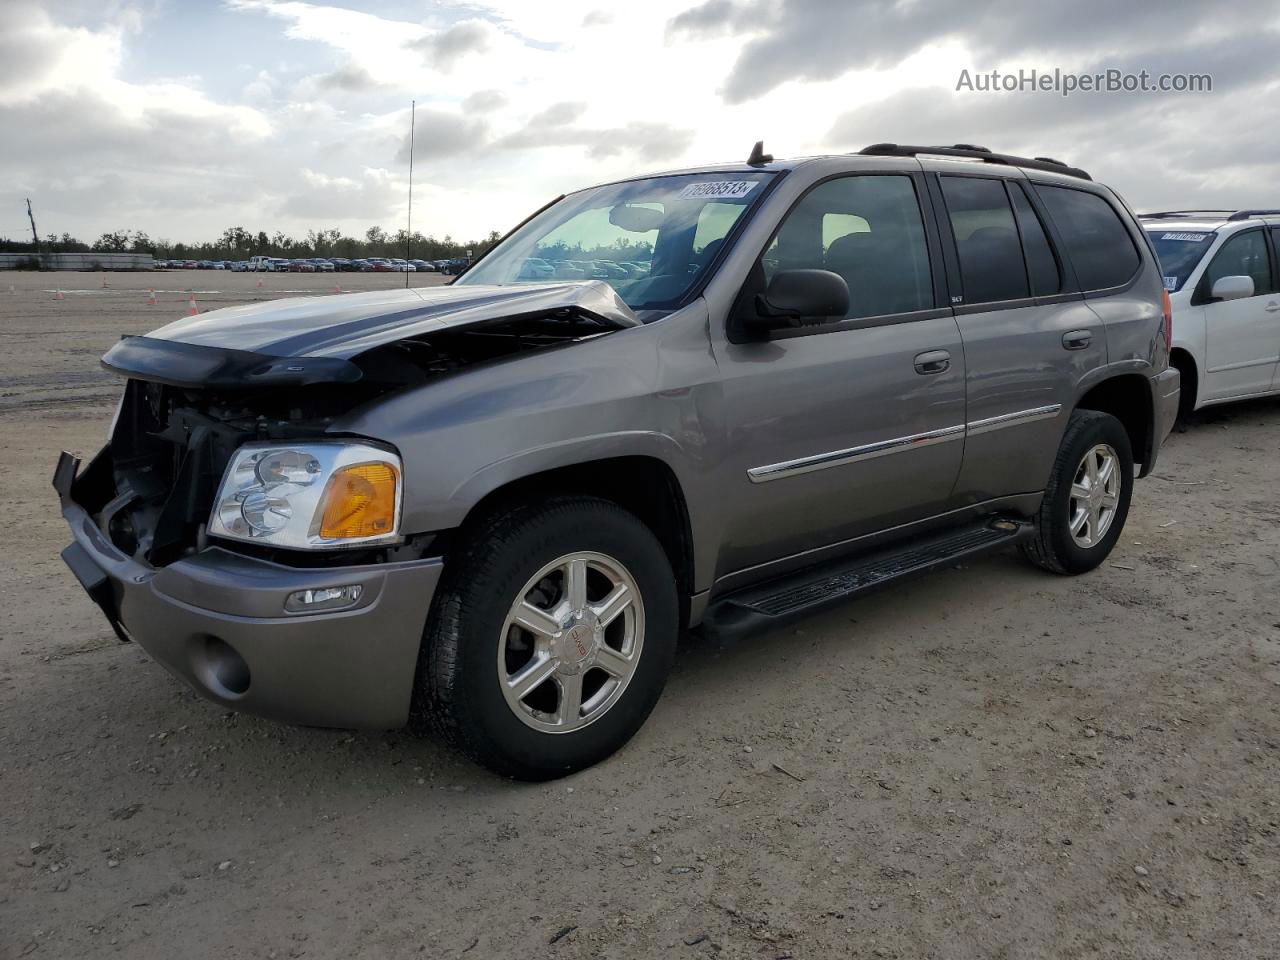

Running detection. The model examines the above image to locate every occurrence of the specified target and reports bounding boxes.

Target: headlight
[208,442,402,550]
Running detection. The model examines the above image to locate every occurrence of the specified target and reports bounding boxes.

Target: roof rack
[1227,209,1280,221]
[1139,209,1280,221]
[857,143,1091,181]
[1139,209,1235,219]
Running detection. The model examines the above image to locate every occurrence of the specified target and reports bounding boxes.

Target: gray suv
[56,143,1180,779]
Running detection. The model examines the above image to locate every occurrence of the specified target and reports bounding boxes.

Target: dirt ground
[1,268,1277,960]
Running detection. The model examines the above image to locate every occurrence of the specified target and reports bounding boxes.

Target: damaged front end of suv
[55,280,641,726]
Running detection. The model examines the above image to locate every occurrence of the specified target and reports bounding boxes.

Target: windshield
[455,171,776,312]
[1145,229,1217,292]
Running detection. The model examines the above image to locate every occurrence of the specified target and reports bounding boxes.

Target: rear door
[933,174,1109,504]
[1197,228,1280,400]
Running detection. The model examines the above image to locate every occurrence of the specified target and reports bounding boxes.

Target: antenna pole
[26,198,39,245]
[405,100,415,289]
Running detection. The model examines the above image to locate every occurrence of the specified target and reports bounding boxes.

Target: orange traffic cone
[334,283,342,294]
[146,289,157,305]
[186,293,198,316]
[101,274,109,288]
[255,277,263,289]
[53,289,65,300]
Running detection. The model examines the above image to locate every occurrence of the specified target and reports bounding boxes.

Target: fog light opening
[199,636,251,698]
[284,584,363,614]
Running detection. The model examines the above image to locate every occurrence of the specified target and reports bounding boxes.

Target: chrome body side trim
[745,404,1062,482]
[965,403,1062,436]
[746,424,965,483]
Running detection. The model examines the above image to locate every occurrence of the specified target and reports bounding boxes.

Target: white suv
[1143,209,1280,420]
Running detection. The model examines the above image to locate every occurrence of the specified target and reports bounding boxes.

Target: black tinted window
[762,175,933,319]
[1009,183,1061,295]
[940,176,1028,304]
[1035,185,1140,291]
[1203,230,1273,297]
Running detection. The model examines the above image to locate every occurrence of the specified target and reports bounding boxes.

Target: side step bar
[700,518,1032,639]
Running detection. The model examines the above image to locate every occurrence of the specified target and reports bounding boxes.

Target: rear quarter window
[1034,185,1141,291]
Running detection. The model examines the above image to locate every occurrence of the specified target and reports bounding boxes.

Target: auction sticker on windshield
[676,180,760,201]
[1160,232,1211,242]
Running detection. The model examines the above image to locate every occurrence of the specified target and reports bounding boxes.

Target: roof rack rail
[1227,209,1280,220]
[1139,209,1280,221]
[1138,209,1235,219]
[857,143,1091,181]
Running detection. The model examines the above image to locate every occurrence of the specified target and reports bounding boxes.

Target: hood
[142,281,639,359]
[101,281,640,389]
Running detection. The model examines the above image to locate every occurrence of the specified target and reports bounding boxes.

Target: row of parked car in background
[152,256,472,274]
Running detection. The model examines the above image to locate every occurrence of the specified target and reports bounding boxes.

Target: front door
[1199,228,1280,401]
[711,173,965,581]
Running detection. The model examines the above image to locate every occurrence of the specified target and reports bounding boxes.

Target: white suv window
[1200,230,1274,300]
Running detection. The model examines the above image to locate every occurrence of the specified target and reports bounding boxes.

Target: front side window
[456,172,775,313]
[1035,185,1140,291]
[1201,229,1273,298]
[940,176,1029,304]
[760,175,933,319]
[1145,229,1216,292]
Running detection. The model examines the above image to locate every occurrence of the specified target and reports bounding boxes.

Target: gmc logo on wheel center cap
[567,624,591,658]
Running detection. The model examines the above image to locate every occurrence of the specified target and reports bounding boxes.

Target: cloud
[279,168,398,219]
[826,34,1280,211]
[394,108,488,162]
[666,0,1280,103]
[462,89,507,113]
[498,119,695,162]
[530,101,587,128]
[581,10,613,27]
[315,62,381,92]
[404,19,495,70]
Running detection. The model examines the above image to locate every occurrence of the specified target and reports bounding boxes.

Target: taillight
[1161,289,1173,350]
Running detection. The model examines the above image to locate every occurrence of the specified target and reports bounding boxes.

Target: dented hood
[142,280,639,359]
[100,281,640,388]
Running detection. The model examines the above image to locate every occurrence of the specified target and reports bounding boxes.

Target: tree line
[0,226,503,261]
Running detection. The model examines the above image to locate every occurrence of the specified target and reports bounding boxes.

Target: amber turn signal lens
[317,462,398,540]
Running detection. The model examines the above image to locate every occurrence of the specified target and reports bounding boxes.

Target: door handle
[913,349,951,375]
[1266,302,1280,312]
[1062,329,1093,350]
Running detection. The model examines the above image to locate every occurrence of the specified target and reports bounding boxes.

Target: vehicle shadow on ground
[1176,394,1280,433]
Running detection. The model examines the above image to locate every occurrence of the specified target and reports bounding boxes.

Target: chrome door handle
[1062,329,1093,350]
[1266,302,1280,312]
[913,349,951,375]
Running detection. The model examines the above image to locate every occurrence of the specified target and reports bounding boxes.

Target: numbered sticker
[1159,232,1209,242]
[676,180,760,201]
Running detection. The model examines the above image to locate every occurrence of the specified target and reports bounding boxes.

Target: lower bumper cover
[55,452,441,729]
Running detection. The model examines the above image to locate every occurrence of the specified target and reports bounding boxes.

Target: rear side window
[1035,185,1140,291]
[939,176,1028,303]
[1008,183,1061,296]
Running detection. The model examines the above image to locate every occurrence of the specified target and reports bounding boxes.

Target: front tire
[413,497,678,780]
[1020,410,1134,575]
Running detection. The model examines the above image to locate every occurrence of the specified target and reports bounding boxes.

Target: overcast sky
[3,0,1278,245]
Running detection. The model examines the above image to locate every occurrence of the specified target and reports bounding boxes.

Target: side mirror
[1210,275,1254,301]
[752,269,850,331]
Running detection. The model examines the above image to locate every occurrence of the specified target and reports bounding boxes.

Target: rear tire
[412,497,678,780]
[1020,410,1133,575]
